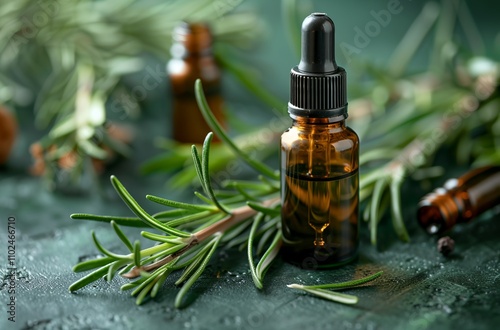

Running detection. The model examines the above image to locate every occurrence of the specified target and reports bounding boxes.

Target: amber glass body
[281,116,359,268]
[418,166,500,234]
[167,23,224,144]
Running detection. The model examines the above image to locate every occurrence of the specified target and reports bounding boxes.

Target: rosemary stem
[122,197,280,278]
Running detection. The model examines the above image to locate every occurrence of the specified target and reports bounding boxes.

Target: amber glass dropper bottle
[167,22,224,144]
[417,166,500,234]
[281,13,359,269]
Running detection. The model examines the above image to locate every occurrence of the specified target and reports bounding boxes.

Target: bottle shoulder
[168,57,221,80]
[281,124,359,148]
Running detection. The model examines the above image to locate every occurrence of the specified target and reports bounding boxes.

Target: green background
[1,1,500,329]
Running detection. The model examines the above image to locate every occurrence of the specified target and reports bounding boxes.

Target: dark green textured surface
[1,1,500,329]
[1,169,499,330]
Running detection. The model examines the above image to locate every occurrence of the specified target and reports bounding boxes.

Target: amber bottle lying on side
[417,166,500,234]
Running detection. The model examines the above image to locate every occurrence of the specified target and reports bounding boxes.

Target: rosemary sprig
[70,127,281,308]
[287,271,383,304]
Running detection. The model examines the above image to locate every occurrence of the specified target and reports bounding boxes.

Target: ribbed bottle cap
[288,13,347,118]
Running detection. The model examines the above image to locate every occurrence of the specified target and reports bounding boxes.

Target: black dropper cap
[289,13,347,118]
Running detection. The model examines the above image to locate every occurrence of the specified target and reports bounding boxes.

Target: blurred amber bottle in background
[417,166,500,234]
[167,22,224,144]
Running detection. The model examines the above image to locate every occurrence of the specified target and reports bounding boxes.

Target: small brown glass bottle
[281,13,359,269]
[167,22,224,144]
[418,166,500,234]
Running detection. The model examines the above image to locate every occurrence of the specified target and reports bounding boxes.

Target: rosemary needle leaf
[175,253,205,286]
[195,79,279,180]
[110,175,191,238]
[146,195,216,211]
[256,225,276,255]
[175,235,222,309]
[360,169,384,190]
[221,218,253,243]
[191,145,208,193]
[131,263,174,298]
[73,256,115,273]
[107,259,127,282]
[292,288,359,305]
[151,271,170,298]
[359,148,399,165]
[175,239,217,285]
[194,191,215,205]
[91,231,130,260]
[166,211,214,228]
[69,264,110,292]
[258,175,280,191]
[136,280,156,305]
[111,220,134,252]
[71,213,146,227]
[233,185,260,202]
[390,175,410,242]
[201,133,230,213]
[248,213,265,289]
[133,240,141,267]
[247,201,281,217]
[121,278,146,291]
[290,271,384,290]
[140,231,184,244]
[131,272,158,297]
[370,178,389,245]
[255,231,282,284]
[119,264,135,276]
[141,243,188,265]
[363,200,372,223]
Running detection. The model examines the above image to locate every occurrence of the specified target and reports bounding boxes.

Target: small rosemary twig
[287,271,384,304]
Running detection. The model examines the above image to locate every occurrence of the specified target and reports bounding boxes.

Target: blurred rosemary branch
[0,0,263,188]
[353,1,499,245]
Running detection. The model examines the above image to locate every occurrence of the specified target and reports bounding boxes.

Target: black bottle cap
[289,13,347,118]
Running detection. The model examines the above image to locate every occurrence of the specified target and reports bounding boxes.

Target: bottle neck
[291,115,346,127]
[171,22,213,59]
[417,190,460,234]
